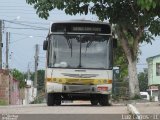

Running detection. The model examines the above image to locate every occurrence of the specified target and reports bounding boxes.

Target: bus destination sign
[51,23,111,34]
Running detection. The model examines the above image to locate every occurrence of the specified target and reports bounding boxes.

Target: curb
[127,104,141,120]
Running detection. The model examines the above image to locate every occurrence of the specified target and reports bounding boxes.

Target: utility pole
[0,20,3,69]
[26,63,31,104]
[34,44,39,88]
[6,32,9,69]
[27,63,31,80]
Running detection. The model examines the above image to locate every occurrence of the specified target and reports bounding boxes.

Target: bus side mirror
[43,40,48,50]
[113,38,117,48]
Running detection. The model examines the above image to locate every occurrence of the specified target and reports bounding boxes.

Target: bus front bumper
[46,82,112,94]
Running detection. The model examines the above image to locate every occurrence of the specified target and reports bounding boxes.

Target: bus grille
[62,73,98,78]
[67,85,92,92]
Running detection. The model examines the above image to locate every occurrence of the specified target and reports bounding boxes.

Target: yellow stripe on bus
[46,78,112,85]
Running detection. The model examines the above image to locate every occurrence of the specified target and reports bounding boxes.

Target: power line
[9,20,49,25]
[0,18,49,25]
[11,54,26,69]
[9,37,31,44]
[0,6,29,7]
[0,15,18,17]
[10,32,46,38]
[0,9,35,12]
[0,11,67,15]
[5,27,48,31]
[0,15,42,20]
[4,20,48,29]
[0,8,34,11]
[0,12,37,14]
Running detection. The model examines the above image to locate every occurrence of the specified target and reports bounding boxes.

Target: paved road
[134,102,160,114]
[0,103,130,120]
[0,102,128,114]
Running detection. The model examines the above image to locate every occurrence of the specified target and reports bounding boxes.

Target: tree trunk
[128,59,140,98]
[116,26,142,98]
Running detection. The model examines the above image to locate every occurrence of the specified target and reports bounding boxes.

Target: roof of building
[146,54,160,62]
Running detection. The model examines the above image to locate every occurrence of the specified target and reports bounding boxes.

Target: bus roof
[49,20,111,34]
[51,20,110,25]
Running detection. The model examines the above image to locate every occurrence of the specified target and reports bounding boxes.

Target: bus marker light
[97,86,108,91]
[108,80,112,84]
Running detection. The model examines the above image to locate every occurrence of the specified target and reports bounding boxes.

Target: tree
[11,69,26,88]
[26,0,160,98]
[31,70,45,94]
[137,0,160,10]
[114,40,128,80]
[37,70,45,93]
[138,70,148,91]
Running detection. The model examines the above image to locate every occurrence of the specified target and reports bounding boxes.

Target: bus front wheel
[99,95,110,106]
[90,100,98,105]
[47,93,55,106]
[55,94,61,105]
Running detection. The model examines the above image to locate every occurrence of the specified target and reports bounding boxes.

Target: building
[146,55,160,101]
[10,78,21,105]
[0,69,10,105]
[0,69,21,105]
[23,80,37,105]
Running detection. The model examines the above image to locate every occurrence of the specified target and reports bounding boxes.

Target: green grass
[0,99,7,106]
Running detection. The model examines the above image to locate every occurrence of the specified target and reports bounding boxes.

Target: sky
[0,0,160,73]
[0,0,97,72]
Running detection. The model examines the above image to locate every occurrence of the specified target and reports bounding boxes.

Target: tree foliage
[11,69,26,88]
[26,0,160,48]
[37,70,45,93]
[137,0,160,10]
[31,70,45,93]
[26,0,160,97]
[114,40,128,80]
[138,70,148,91]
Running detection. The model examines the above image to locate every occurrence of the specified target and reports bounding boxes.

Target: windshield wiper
[78,38,82,68]
[85,41,92,55]
[53,51,56,64]
[66,38,72,57]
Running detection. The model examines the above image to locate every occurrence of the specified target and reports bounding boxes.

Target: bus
[43,20,117,106]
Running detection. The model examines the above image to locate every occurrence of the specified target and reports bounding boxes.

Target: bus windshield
[48,34,112,69]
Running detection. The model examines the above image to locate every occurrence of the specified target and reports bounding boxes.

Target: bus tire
[55,94,61,105]
[90,100,98,106]
[99,95,110,106]
[55,100,61,105]
[47,93,55,106]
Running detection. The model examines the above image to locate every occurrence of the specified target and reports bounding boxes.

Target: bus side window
[43,40,48,50]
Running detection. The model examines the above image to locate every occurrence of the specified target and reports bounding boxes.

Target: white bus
[43,20,117,106]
